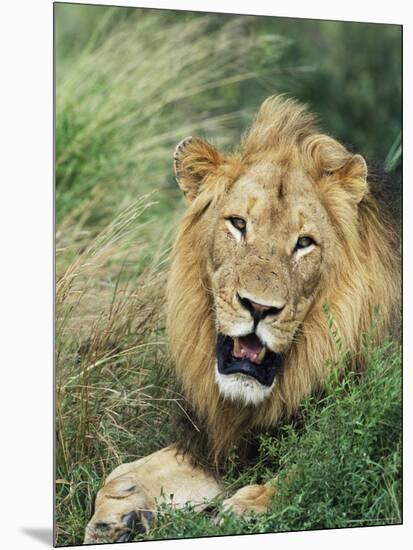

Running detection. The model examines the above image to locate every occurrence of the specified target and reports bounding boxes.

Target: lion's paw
[83,474,156,544]
[220,483,276,518]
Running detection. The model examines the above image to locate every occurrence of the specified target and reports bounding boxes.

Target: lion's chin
[214,365,275,406]
[215,333,283,406]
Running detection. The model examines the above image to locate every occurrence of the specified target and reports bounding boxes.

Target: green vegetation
[55,4,401,546]
[150,341,401,539]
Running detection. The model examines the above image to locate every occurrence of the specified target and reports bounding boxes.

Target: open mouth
[216,333,283,387]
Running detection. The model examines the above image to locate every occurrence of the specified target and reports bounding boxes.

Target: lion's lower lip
[216,334,283,387]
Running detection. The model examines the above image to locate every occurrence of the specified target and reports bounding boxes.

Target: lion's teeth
[233,337,241,354]
[256,347,267,364]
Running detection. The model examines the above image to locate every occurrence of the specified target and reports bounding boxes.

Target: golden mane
[241,95,317,158]
[166,96,400,465]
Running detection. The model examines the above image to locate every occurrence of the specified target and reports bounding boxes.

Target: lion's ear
[315,136,368,204]
[331,154,368,204]
[173,136,224,202]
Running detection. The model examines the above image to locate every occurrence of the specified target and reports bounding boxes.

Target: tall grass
[56,198,174,544]
[56,8,282,230]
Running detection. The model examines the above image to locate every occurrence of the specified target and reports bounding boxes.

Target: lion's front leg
[84,446,223,544]
[221,482,277,517]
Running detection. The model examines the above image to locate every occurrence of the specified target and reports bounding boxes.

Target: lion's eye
[295,236,315,250]
[228,217,246,233]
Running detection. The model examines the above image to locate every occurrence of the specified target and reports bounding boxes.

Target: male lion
[84,96,400,543]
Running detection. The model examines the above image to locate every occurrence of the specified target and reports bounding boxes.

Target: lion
[84,96,400,543]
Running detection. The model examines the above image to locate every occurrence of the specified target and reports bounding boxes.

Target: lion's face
[204,160,336,404]
[172,98,368,407]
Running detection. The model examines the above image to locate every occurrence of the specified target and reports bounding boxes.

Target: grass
[55,6,291,230]
[55,5,401,547]
[149,340,401,539]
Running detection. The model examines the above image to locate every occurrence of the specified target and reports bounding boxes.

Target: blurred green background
[56,3,401,231]
[55,4,401,546]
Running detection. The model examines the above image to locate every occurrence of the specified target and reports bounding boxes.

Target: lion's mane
[166,96,400,467]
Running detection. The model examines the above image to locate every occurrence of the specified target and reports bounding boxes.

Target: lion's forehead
[224,161,323,231]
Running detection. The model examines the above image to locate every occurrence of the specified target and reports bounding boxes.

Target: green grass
[55,6,292,231]
[55,5,401,546]
[146,341,401,541]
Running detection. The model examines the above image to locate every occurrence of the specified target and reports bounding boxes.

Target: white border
[0,1,410,549]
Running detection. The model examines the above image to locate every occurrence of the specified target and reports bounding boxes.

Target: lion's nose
[237,293,285,320]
